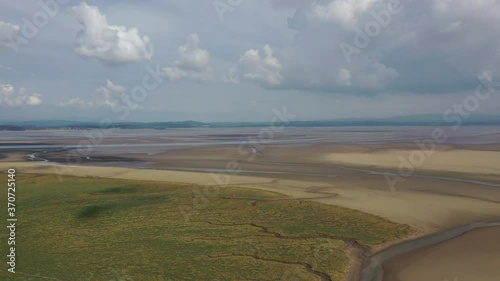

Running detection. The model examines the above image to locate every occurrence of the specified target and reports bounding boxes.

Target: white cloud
[309,0,376,27]
[335,68,352,86]
[59,80,125,109]
[0,21,20,49]
[105,79,126,93]
[228,44,283,87]
[26,94,43,106]
[223,68,239,84]
[95,79,130,109]
[163,34,213,82]
[0,83,43,107]
[69,2,154,65]
[478,70,493,82]
[59,97,93,109]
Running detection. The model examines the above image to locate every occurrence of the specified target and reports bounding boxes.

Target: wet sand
[325,149,500,177]
[382,226,500,281]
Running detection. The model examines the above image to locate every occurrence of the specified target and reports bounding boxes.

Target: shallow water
[2,126,500,145]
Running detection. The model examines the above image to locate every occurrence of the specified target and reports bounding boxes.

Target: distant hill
[1,114,500,130]
[0,125,25,131]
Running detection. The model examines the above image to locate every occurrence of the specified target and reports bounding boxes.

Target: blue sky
[1,0,499,122]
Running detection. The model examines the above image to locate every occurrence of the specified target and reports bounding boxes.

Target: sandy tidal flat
[325,149,500,176]
[1,161,499,235]
[383,226,500,281]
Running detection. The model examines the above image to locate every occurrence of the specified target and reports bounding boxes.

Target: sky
[0,0,499,122]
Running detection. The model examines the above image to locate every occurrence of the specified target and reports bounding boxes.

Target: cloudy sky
[0,0,499,122]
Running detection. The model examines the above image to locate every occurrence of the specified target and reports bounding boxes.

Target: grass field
[0,174,412,281]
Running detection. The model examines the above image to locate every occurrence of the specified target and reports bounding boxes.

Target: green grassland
[0,174,412,281]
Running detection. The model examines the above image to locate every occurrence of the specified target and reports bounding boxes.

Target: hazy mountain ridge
[2,115,500,130]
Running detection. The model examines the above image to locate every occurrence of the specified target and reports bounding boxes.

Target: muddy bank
[361,222,500,281]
